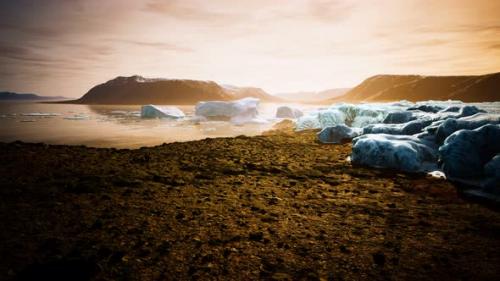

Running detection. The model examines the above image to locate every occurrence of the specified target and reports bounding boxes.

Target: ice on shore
[311,101,499,200]
[439,124,500,200]
[318,125,362,144]
[351,134,437,172]
[296,103,407,130]
[383,111,415,124]
[276,106,303,119]
[364,119,434,135]
[433,113,500,143]
[485,155,500,179]
[439,124,500,178]
[195,98,265,125]
[295,114,321,130]
[141,105,185,119]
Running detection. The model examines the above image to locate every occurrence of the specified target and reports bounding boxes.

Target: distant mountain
[329,72,500,103]
[67,76,281,105]
[68,76,231,105]
[277,88,350,103]
[0,91,67,101]
[222,85,282,102]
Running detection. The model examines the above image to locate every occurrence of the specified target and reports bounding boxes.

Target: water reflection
[0,102,279,148]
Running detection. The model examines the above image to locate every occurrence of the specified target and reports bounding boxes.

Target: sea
[1,101,498,148]
[0,102,293,148]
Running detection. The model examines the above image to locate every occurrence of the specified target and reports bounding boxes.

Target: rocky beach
[1,127,499,280]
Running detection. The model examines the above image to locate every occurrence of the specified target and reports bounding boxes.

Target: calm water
[1,101,498,148]
[0,102,298,148]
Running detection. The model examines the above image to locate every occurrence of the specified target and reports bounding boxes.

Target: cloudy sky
[1,0,499,97]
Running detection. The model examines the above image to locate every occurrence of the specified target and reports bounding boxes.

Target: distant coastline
[0,91,68,102]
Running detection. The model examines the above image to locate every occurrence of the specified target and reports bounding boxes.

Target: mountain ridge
[329,72,500,103]
[66,75,281,105]
[0,91,67,101]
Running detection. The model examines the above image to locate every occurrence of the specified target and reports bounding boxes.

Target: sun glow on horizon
[1,0,500,97]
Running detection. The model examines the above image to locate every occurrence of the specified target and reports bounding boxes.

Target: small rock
[373,252,385,266]
[249,231,264,241]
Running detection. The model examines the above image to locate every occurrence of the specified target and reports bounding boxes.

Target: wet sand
[1,127,499,280]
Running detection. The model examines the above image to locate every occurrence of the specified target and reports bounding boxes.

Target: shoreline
[1,130,500,280]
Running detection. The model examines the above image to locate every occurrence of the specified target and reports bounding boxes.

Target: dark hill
[330,72,500,102]
[69,76,232,105]
[68,76,281,105]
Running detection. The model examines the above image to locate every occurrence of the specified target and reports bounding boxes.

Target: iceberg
[296,102,409,131]
[434,113,500,143]
[64,114,90,120]
[439,124,500,179]
[439,124,500,200]
[408,104,444,113]
[141,105,185,119]
[308,100,499,200]
[318,109,346,128]
[318,125,362,144]
[351,134,437,172]
[276,106,303,119]
[21,113,61,117]
[195,98,262,125]
[363,119,433,135]
[485,155,500,180]
[295,115,321,130]
[383,111,415,124]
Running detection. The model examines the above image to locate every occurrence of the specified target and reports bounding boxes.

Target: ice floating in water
[110,110,129,115]
[351,134,438,172]
[64,114,90,120]
[276,106,303,119]
[195,98,265,125]
[21,112,61,117]
[318,125,362,144]
[141,105,185,119]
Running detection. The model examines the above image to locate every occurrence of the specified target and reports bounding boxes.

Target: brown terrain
[64,76,279,105]
[1,127,499,281]
[330,72,500,103]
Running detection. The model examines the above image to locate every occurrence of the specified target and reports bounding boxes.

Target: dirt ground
[1,128,499,281]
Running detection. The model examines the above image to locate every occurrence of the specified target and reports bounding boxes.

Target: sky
[0,0,499,98]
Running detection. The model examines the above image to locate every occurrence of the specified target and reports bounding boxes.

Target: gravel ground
[1,128,499,281]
